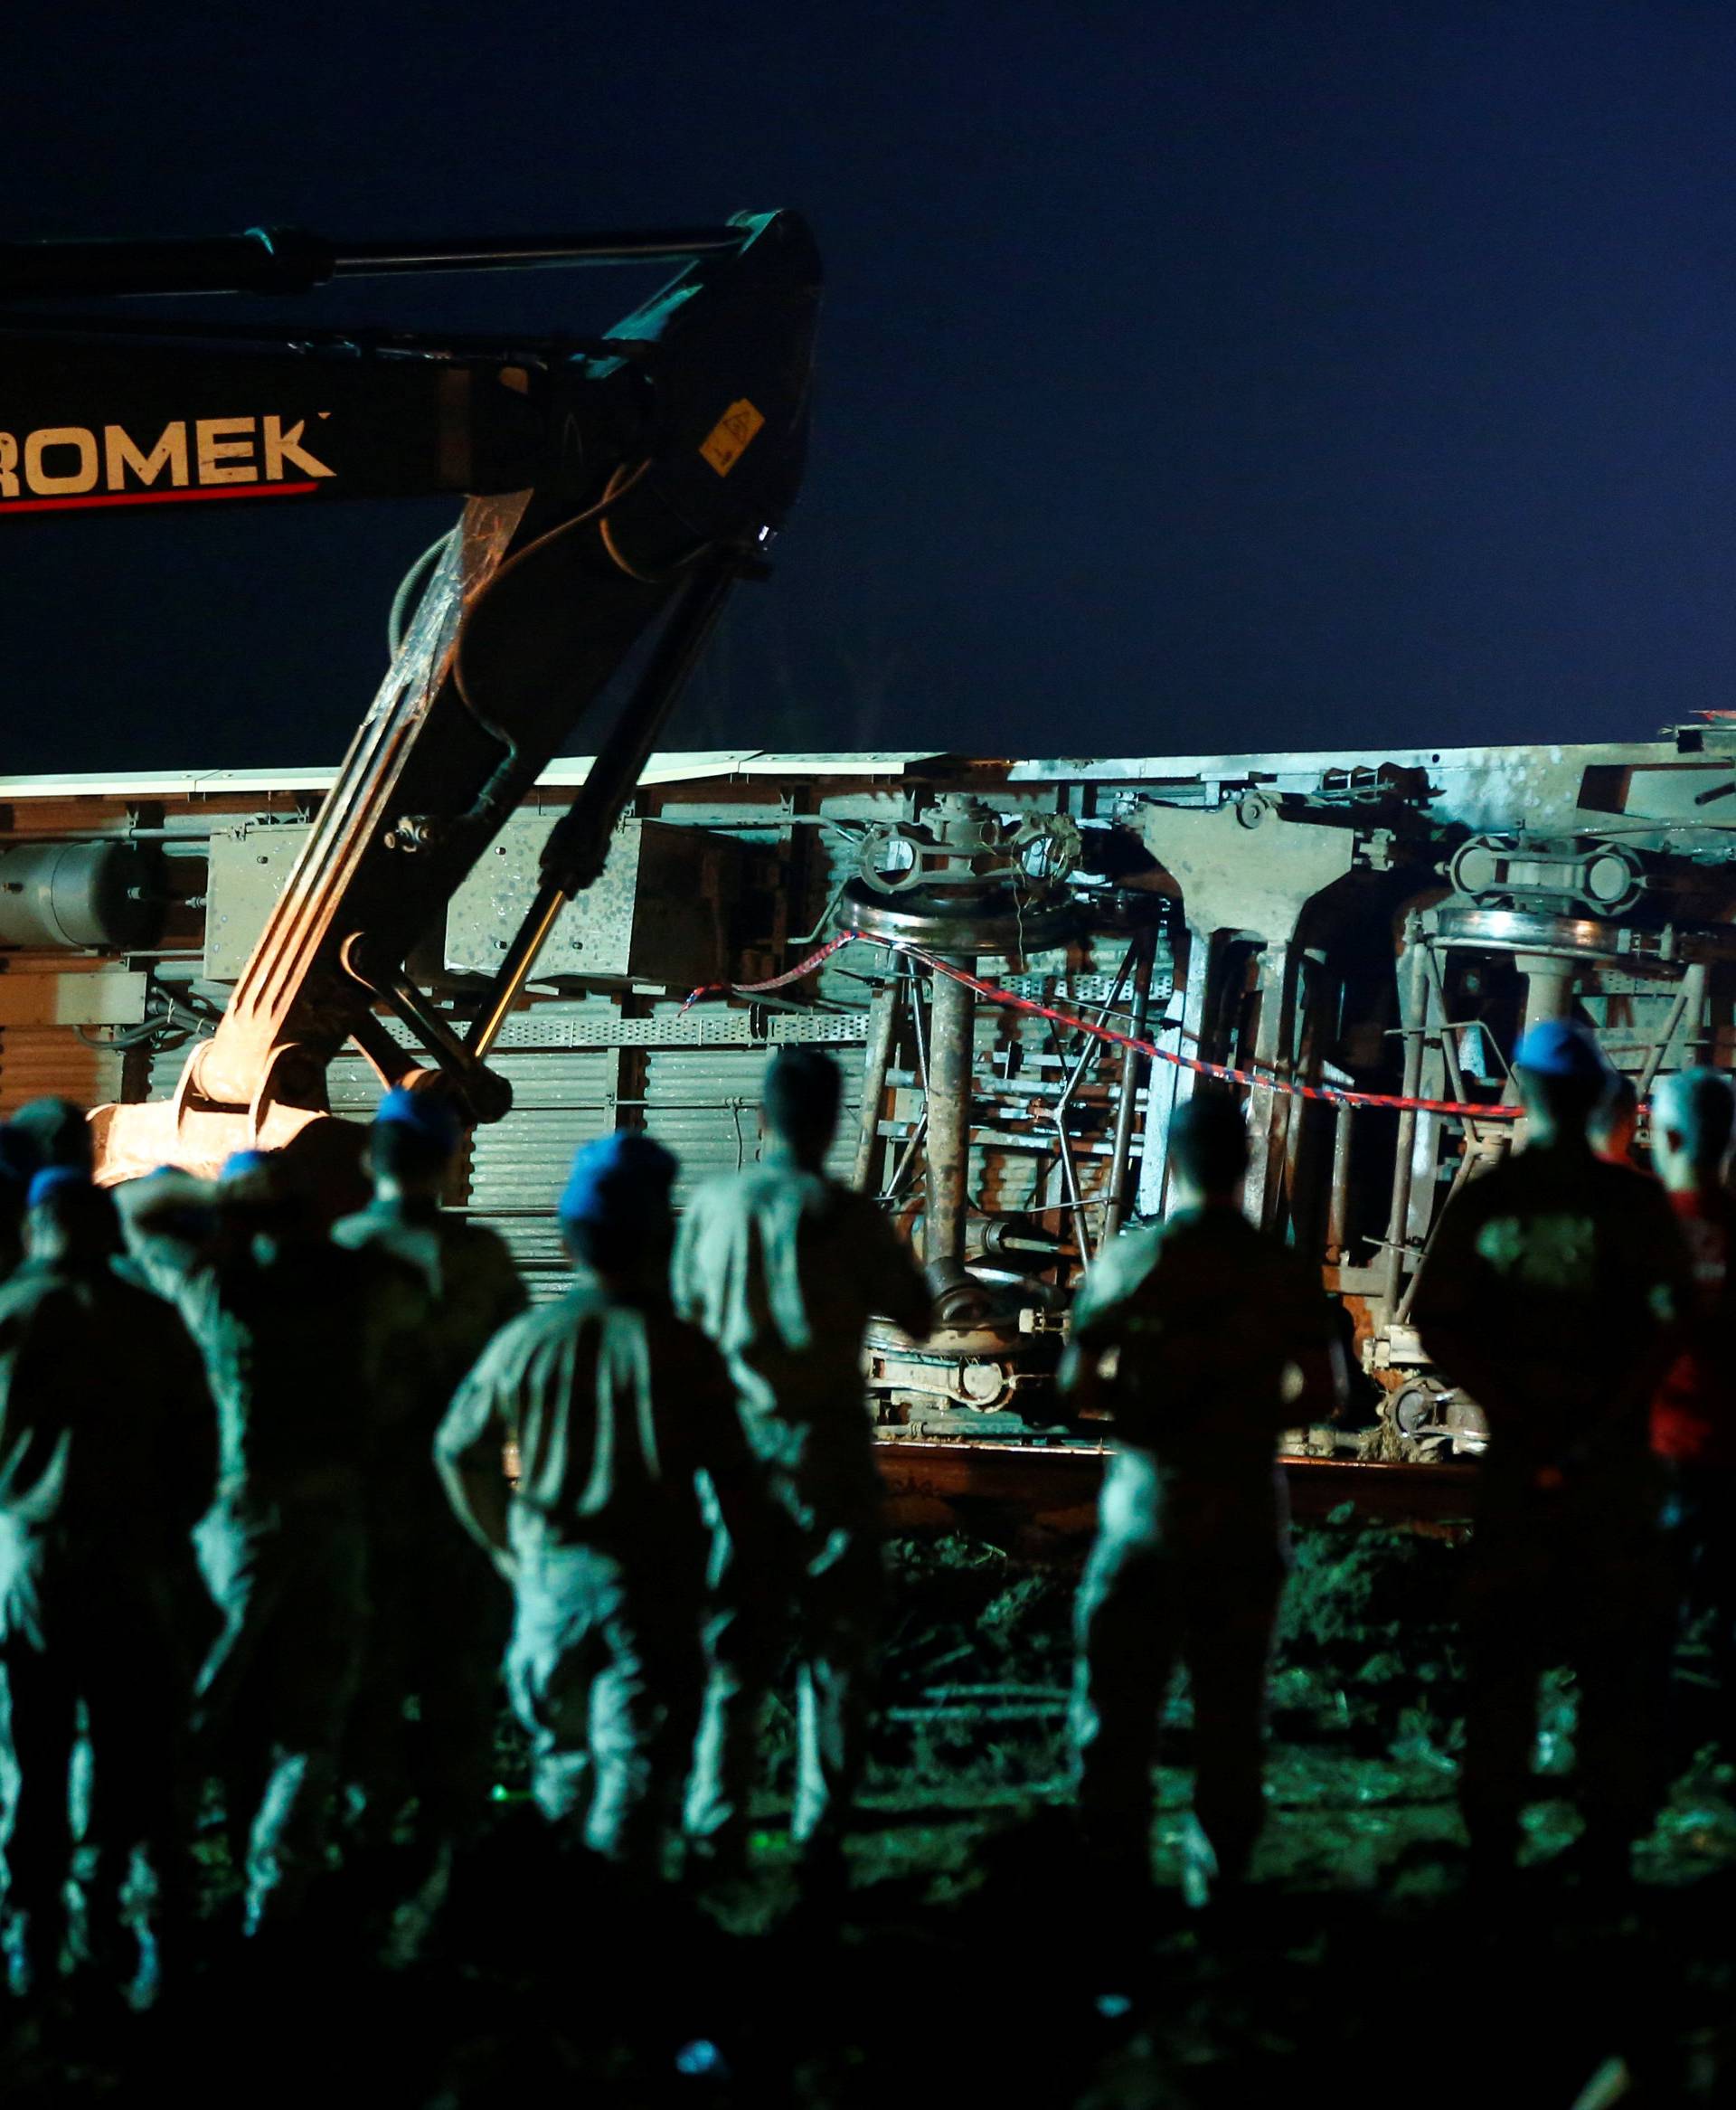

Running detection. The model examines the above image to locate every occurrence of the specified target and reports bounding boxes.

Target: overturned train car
[3,730,1733,1460]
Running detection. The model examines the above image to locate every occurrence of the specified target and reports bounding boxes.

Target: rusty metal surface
[875,1437,1479,1532]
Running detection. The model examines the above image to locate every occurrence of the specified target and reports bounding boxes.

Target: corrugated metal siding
[142,1007,867,1293]
[464,1052,616,1298]
[0,1027,125,1118]
[325,1054,388,1119]
[149,1039,614,1301]
[643,1046,862,1206]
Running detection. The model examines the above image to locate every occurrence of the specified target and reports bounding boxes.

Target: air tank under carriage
[4,726,1735,1466]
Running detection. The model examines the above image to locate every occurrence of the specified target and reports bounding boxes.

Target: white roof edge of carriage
[1006,742,1614,780]
[0,735,1696,802]
[0,750,947,800]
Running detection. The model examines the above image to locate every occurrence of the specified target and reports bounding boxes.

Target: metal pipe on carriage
[924,958,975,1266]
[1381,916,1429,1310]
[1099,921,1158,1249]
[851,969,903,1194]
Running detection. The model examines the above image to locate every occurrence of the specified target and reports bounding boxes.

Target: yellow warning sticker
[699,398,766,476]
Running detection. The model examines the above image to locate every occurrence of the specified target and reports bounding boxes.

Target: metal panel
[446,813,642,979]
[0,1027,124,1117]
[203,825,313,979]
[204,812,745,990]
[0,971,148,1027]
[444,816,743,986]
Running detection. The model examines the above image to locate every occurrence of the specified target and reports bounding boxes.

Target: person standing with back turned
[1414,1018,1690,1897]
[0,1170,215,1993]
[332,1087,526,1879]
[1644,1067,1736,1762]
[121,1150,419,1938]
[1064,1094,1346,1919]
[435,1133,762,1879]
[675,1046,930,1901]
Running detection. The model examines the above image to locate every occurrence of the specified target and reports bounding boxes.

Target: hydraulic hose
[387,528,458,659]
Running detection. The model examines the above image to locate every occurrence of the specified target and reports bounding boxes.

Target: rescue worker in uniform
[1063,1094,1346,1912]
[8,1096,132,1276]
[121,1150,420,1936]
[333,1088,525,1870]
[436,1133,762,1878]
[1414,1018,1690,1893]
[6,1098,93,1177]
[0,1169,215,1992]
[0,1127,38,1285]
[1646,1067,1736,1757]
[673,1045,930,1895]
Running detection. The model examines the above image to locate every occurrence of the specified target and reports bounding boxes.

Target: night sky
[3,4,1734,776]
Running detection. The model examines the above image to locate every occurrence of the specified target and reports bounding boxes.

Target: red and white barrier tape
[684,930,1523,1122]
[680,931,859,1010]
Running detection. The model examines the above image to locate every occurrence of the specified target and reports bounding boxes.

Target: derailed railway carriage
[4,729,1735,1471]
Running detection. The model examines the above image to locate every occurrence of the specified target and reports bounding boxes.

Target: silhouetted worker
[0,1126,39,1285]
[1063,1094,1346,1913]
[333,1087,525,1869]
[1646,1068,1736,1756]
[437,1133,761,1877]
[674,1045,929,1897]
[6,1098,92,1176]
[0,1169,215,1992]
[1415,1017,1691,1894]
[121,1149,419,1936]
[1590,1070,1641,1168]
[8,1095,134,1275]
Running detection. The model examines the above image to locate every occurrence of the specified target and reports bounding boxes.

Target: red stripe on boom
[0,479,323,516]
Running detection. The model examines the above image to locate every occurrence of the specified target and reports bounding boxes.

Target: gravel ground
[4,1514,1734,2105]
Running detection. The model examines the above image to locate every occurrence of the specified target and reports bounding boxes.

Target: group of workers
[0,1046,926,1992]
[1067,1017,1736,1920]
[0,1016,1731,1994]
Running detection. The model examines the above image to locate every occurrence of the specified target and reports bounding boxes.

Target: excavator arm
[0,213,820,1179]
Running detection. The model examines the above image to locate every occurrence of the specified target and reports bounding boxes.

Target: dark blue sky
[3,3,1734,772]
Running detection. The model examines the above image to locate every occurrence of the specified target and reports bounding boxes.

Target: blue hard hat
[1514,1017,1611,1084]
[374,1085,463,1158]
[558,1131,677,1232]
[219,1150,274,1186]
[27,1166,91,1211]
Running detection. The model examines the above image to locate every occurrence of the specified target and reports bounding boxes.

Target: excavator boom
[0,212,821,1180]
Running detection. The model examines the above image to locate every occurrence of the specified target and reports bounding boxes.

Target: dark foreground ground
[5,1512,1735,2106]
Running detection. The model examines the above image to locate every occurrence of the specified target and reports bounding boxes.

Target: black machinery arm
[0,211,824,1175]
[0,223,749,301]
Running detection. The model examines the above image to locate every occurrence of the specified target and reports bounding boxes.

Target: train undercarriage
[5,726,1735,1492]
